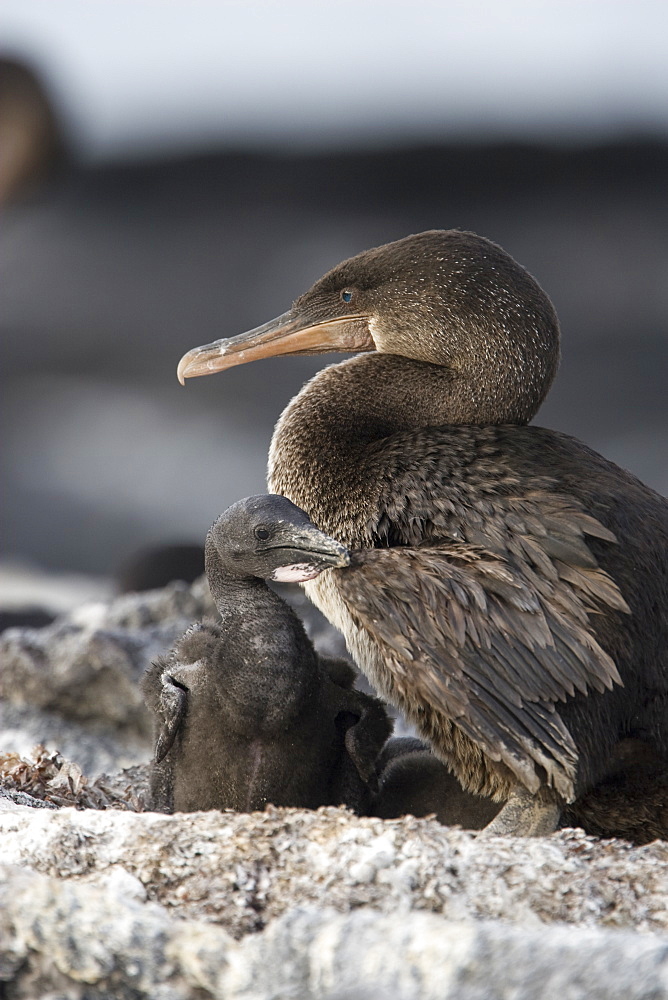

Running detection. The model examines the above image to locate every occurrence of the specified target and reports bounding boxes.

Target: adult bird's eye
[341,289,353,303]
[254,526,270,540]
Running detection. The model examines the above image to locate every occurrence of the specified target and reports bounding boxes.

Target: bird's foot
[479,785,561,837]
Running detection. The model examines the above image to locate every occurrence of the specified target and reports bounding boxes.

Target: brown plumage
[142,495,391,815]
[177,230,668,835]
[337,533,627,803]
[374,737,668,845]
[562,740,668,845]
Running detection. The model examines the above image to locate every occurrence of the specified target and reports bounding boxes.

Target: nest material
[0,745,147,811]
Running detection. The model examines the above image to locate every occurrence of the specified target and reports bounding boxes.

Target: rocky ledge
[1,575,668,999]
[1,804,668,999]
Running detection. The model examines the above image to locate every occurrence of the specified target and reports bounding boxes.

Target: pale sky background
[2,0,667,159]
[1,0,667,575]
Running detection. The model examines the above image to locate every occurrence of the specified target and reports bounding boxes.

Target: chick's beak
[272,524,351,569]
[177,309,374,384]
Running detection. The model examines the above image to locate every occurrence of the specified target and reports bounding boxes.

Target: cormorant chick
[373,737,500,828]
[142,495,391,814]
[374,737,668,845]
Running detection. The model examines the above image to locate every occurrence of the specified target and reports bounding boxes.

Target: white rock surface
[0,577,217,773]
[1,805,668,999]
[1,806,666,938]
[2,574,668,998]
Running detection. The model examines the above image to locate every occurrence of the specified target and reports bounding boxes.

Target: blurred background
[1,0,667,594]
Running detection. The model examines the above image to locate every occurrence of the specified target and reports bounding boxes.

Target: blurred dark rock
[1,141,666,574]
[0,608,55,633]
[116,543,204,594]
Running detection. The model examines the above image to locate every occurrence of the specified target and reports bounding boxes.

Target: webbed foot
[479,785,561,837]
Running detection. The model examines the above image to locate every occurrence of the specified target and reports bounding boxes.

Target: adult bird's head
[207,494,350,584]
[178,230,560,424]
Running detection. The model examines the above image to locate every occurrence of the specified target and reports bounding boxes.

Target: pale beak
[177,309,373,384]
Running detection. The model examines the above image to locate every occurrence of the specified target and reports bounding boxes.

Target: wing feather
[335,526,627,800]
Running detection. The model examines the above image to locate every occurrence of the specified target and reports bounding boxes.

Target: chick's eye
[254,526,270,540]
[341,289,353,303]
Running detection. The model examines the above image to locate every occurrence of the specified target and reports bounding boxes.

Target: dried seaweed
[0,745,147,811]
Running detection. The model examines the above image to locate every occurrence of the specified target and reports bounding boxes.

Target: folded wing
[335,507,629,801]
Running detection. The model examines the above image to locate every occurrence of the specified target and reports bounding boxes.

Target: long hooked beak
[177,309,374,384]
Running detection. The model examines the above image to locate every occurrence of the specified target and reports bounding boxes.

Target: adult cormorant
[177,230,668,835]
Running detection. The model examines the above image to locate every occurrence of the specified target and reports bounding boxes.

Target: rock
[1,808,668,999]
[0,700,150,775]
[0,579,215,727]
[0,806,666,939]
[0,615,170,731]
[0,787,57,810]
[2,571,668,998]
[0,577,217,774]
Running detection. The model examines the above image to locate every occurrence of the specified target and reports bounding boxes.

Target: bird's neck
[205,541,257,606]
[268,353,533,538]
[204,538,290,629]
[202,541,319,728]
